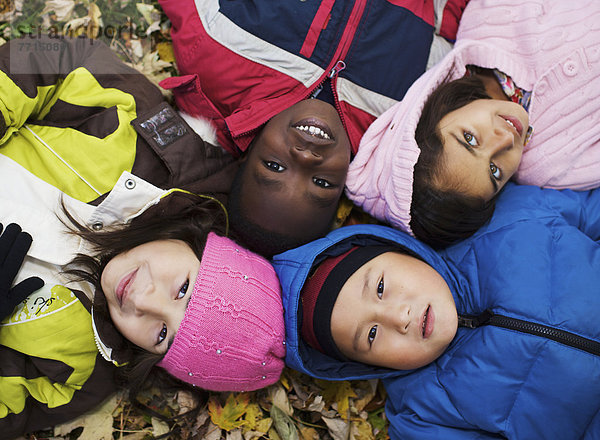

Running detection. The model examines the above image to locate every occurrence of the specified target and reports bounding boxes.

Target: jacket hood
[272,224,467,382]
[344,39,530,235]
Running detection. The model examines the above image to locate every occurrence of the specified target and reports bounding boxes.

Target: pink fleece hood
[345,40,528,235]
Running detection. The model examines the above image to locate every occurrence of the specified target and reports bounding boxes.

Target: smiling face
[330,252,457,370]
[100,240,200,355]
[239,99,352,241]
[436,99,529,201]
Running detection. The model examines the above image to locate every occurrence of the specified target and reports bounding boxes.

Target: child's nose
[291,145,323,165]
[490,126,514,155]
[386,303,410,334]
[129,286,165,316]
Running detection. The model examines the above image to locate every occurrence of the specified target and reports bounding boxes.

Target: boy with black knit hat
[272,182,600,439]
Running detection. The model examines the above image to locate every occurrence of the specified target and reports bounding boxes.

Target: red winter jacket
[159,0,468,156]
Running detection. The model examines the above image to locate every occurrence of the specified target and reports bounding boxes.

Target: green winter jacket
[0,35,236,438]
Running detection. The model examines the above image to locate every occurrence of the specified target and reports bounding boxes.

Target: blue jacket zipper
[458,310,600,356]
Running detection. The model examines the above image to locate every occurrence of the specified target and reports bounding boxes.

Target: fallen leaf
[256,417,273,434]
[156,41,175,62]
[41,0,75,21]
[333,195,355,228]
[268,426,282,440]
[306,394,325,413]
[151,417,170,437]
[270,405,299,440]
[322,416,350,440]
[130,38,144,59]
[195,406,210,430]
[299,426,320,440]
[121,432,150,440]
[269,383,294,416]
[204,421,224,440]
[127,49,173,85]
[226,428,244,440]
[135,3,156,24]
[279,369,292,391]
[290,372,325,412]
[367,407,388,440]
[350,419,375,440]
[208,393,249,431]
[63,17,90,37]
[353,380,378,413]
[86,3,102,38]
[0,0,15,17]
[176,390,198,415]
[53,393,119,440]
[244,429,272,440]
[318,380,357,419]
[144,21,161,36]
[242,403,263,431]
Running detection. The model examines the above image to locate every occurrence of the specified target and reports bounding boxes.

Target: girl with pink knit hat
[0,190,285,439]
[345,0,600,248]
[65,191,286,395]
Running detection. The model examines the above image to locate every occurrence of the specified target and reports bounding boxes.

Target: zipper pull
[310,84,324,99]
[458,309,493,328]
[328,60,346,78]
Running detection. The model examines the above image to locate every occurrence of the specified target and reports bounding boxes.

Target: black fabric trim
[34,99,119,139]
[313,245,398,360]
[92,289,132,365]
[71,288,92,311]
[0,345,74,382]
[1,353,117,439]
[130,102,235,190]
[0,114,7,139]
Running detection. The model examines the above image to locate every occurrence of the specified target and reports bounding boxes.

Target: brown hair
[63,191,228,400]
[410,74,501,248]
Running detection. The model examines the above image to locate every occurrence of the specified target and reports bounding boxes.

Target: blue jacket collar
[273,224,468,381]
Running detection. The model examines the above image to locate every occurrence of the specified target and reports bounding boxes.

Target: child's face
[239,99,351,242]
[330,252,457,369]
[436,98,529,202]
[100,240,200,354]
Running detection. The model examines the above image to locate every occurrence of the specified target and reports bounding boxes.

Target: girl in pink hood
[346,0,600,247]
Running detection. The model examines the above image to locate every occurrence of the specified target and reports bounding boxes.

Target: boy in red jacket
[159,0,469,255]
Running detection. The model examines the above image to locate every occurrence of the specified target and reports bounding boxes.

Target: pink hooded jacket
[345,0,600,235]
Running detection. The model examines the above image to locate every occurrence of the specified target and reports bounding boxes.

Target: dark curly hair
[410,73,502,248]
[227,159,334,257]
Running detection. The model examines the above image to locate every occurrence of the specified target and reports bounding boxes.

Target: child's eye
[368,325,378,346]
[177,279,189,299]
[313,177,332,188]
[158,324,167,345]
[463,131,478,147]
[490,162,502,180]
[377,277,384,299]
[264,161,285,172]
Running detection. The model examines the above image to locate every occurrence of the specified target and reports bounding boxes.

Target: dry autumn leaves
[1,1,390,438]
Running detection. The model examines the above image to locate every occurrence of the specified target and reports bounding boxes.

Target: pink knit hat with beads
[158,232,285,392]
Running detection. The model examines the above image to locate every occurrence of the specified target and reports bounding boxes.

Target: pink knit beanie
[158,232,285,391]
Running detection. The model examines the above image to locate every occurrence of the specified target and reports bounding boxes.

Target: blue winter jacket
[272,183,600,439]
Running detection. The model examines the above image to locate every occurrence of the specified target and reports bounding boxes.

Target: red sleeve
[437,0,470,41]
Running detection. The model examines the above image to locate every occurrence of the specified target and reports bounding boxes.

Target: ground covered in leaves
[1,1,390,438]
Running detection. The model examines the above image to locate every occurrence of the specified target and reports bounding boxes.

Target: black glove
[0,223,45,320]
